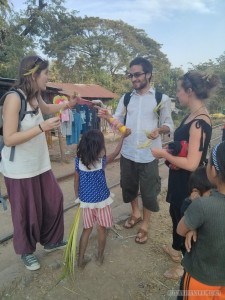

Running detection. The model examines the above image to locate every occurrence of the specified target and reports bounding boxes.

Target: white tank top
[0,103,51,179]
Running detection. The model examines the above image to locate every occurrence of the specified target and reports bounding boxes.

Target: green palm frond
[153,101,164,113]
[63,205,81,278]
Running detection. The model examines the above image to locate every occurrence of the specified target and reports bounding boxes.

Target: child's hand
[122,128,131,137]
[95,107,112,119]
[190,189,201,200]
[185,230,197,252]
[169,164,180,170]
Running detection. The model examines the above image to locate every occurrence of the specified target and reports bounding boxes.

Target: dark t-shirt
[182,190,225,285]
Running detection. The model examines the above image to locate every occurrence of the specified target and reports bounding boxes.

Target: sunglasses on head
[23,56,45,76]
[31,56,44,68]
[126,72,146,79]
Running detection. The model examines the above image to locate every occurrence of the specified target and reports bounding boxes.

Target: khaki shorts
[120,156,161,212]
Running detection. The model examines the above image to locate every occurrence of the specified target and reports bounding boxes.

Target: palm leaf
[63,205,81,278]
[153,102,164,113]
[137,139,151,149]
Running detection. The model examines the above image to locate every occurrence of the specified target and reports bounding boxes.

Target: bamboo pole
[57,129,65,162]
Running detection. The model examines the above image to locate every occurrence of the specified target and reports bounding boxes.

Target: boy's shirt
[182,190,225,285]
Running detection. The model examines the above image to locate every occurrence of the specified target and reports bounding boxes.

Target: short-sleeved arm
[102,155,107,170]
[75,157,79,172]
[184,198,204,230]
[113,95,126,124]
[159,95,174,132]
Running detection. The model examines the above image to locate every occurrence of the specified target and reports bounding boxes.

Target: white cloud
[11,0,223,68]
[68,0,217,27]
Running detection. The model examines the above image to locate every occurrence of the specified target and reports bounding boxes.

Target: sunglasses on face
[126,72,146,79]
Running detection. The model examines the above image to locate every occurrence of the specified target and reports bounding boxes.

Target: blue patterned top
[75,156,113,208]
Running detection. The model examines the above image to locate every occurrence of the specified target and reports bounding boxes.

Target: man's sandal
[162,245,182,263]
[135,228,148,244]
[123,216,142,229]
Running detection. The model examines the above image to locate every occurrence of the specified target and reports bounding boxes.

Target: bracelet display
[108,117,127,133]
[39,124,44,132]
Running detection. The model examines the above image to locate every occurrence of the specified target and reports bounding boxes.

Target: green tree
[154,67,184,98]
[0,0,36,77]
[191,53,225,113]
[42,16,170,92]
[0,0,70,78]
[0,0,11,14]
[0,0,182,98]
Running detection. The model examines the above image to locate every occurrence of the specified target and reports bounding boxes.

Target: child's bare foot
[95,255,104,266]
[77,256,91,270]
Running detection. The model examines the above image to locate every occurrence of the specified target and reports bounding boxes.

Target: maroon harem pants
[4,170,64,255]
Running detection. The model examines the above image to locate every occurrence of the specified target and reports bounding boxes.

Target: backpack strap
[123,92,132,125]
[0,88,27,161]
[13,89,28,124]
[155,91,163,119]
[155,91,162,106]
[0,89,27,123]
[123,90,163,125]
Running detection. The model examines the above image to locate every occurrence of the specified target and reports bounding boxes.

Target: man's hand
[122,128,131,137]
[147,128,160,140]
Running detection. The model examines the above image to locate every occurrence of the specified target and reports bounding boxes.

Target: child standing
[177,142,225,299]
[74,129,130,269]
[181,165,214,216]
[164,166,214,280]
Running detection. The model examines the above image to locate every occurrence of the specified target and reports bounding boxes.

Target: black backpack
[0,88,28,161]
[123,91,163,125]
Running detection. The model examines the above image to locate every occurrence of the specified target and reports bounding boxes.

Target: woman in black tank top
[151,71,220,279]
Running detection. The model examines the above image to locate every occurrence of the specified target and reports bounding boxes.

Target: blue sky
[11,0,225,70]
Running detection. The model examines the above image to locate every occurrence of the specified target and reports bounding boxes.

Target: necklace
[190,105,206,116]
[28,98,39,116]
[185,105,207,124]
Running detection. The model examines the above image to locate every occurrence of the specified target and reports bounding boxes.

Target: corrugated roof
[0,77,16,83]
[47,82,117,99]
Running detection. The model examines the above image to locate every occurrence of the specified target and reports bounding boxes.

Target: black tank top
[166,114,212,208]
[175,114,212,164]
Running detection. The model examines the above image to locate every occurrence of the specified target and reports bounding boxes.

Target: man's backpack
[123,91,163,125]
[0,88,27,161]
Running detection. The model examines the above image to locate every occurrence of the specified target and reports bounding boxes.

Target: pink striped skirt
[82,205,113,228]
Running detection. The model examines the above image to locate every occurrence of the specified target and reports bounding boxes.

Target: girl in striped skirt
[74,129,130,269]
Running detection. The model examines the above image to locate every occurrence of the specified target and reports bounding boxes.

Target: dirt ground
[1,193,181,300]
[0,133,181,300]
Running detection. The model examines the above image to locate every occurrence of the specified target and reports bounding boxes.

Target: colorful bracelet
[39,124,44,132]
